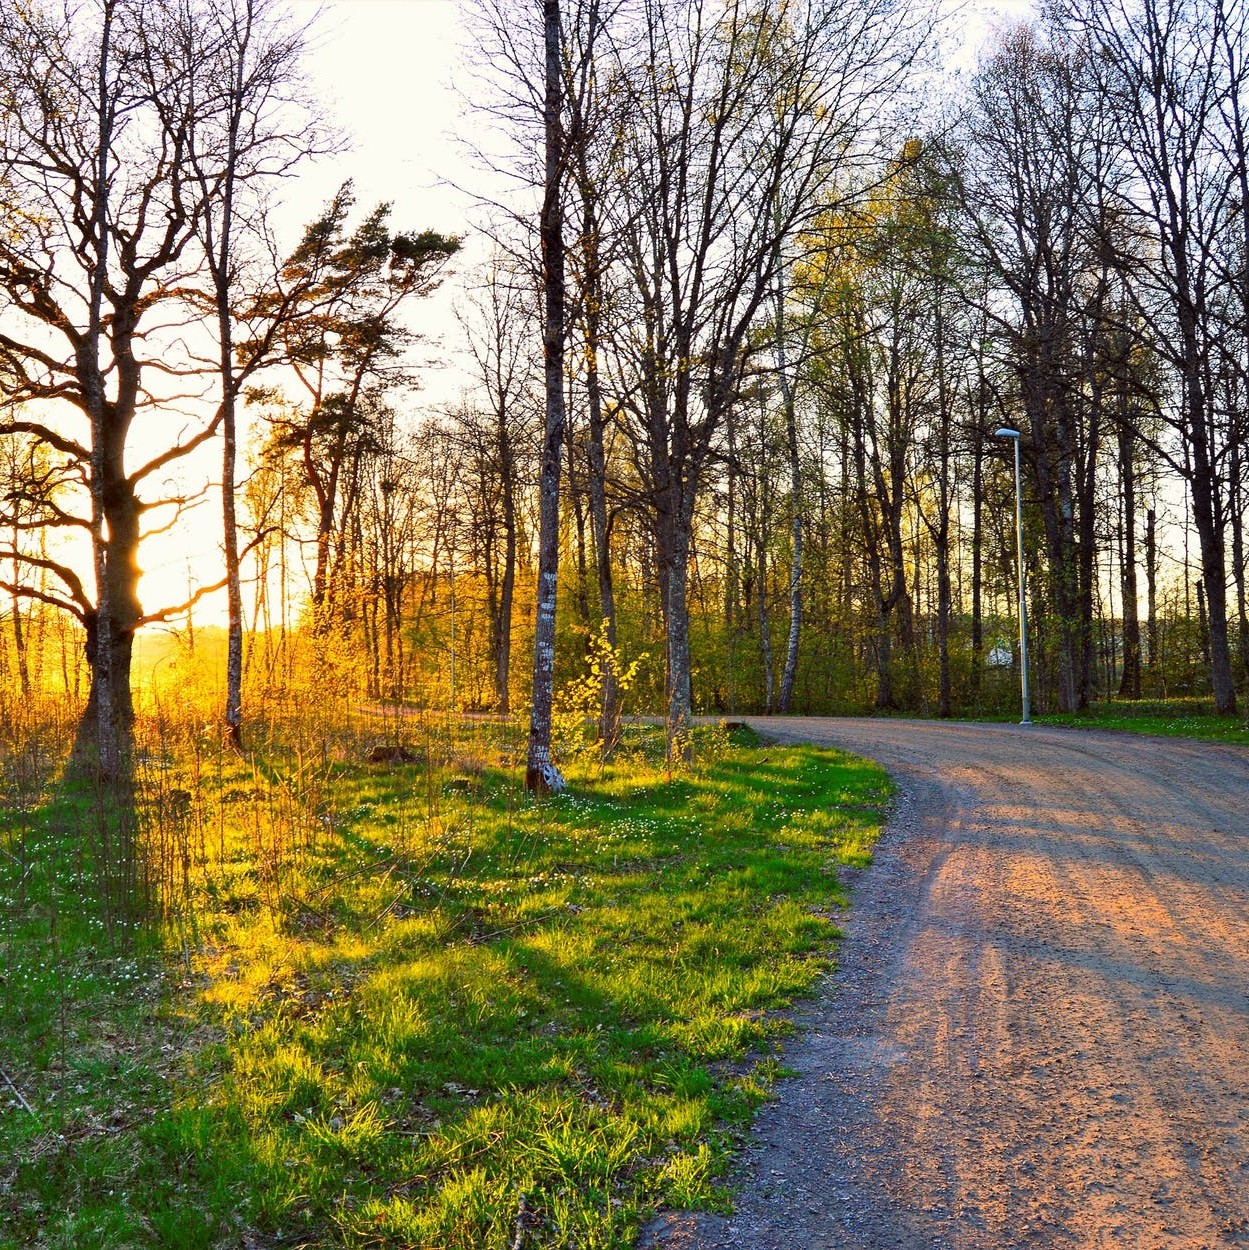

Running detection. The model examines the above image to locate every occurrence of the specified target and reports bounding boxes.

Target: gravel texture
[638,718,1249,1249]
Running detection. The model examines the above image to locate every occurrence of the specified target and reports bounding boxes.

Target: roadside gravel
[639,719,1249,1249]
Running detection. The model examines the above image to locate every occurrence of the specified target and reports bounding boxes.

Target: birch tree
[525,0,568,791]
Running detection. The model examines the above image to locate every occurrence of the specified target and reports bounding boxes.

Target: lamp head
[995,427,1021,439]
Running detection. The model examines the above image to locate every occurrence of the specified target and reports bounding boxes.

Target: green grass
[857,692,1249,744]
[0,781,177,1250]
[1,721,890,1249]
[1037,696,1249,745]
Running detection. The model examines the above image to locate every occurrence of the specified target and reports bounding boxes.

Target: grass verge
[1036,696,1249,745]
[1,723,890,1249]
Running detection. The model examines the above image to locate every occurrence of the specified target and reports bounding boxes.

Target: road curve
[649,718,1249,1250]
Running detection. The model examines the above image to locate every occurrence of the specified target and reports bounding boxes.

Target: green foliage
[0,706,889,1249]
[552,621,649,763]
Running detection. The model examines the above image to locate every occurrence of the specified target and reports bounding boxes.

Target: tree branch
[0,419,89,462]
[0,549,93,613]
[128,411,224,485]
[0,578,87,624]
[134,527,274,627]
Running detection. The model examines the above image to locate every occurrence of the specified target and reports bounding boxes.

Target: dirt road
[650,719,1249,1249]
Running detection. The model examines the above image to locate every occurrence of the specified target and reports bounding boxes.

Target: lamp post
[995,428,1031,724]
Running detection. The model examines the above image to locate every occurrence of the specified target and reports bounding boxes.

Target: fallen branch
[1,1067,37,1119]
[511,1190,529,1250]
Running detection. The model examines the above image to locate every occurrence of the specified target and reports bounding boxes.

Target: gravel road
[640,718,1249,1250]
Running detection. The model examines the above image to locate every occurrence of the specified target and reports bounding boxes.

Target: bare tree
[173,0,325,747]
[0,0,253,780]
[954,22,1114,711]
[562,0,632,744]
[525,0,569,792]
[1066,0,1249,713]
[354,409,429,701]
[137,0,327,749]
[457,259,540,714]
[0,434,68,697]
[604,0,917,753]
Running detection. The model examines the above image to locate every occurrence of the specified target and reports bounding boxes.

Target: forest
[1,0,1247,780]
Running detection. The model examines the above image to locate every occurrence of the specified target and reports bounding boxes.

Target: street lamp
[995,428,1032,725]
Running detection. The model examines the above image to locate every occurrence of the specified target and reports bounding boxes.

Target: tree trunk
[496,438,517,715]
[1187,411,1236,713]
[1076,490,1097,708]
[566,0,619,745]
[565,419,592,630]
[1197,577,1211,676]
[74,477,143,783]
[933,292,953,718]
[9,543,30,699]
[525,0,567,793]
[1229,438,1249,686]
[213,9,248,751]
[73,1,136,786]
[848,350,897,711]
[223,386,244,747]
[971,426,984,702]
[658,501,695,755]
[1145,506,1158,684]
[1075,384,1100,710]
[724,403,739,634]
[312,486,336,621]
[775,284,803,713]
[585,332,618,741]
[1026,364,1082,713]
[757,506,775,714]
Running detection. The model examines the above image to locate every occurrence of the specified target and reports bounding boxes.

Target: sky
[286,0,1040,296]
[141,0,479,624]
[288,0,479,400]
[136,0,1039,626]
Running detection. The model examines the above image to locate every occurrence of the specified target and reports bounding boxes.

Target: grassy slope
[1,727,890,1249]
